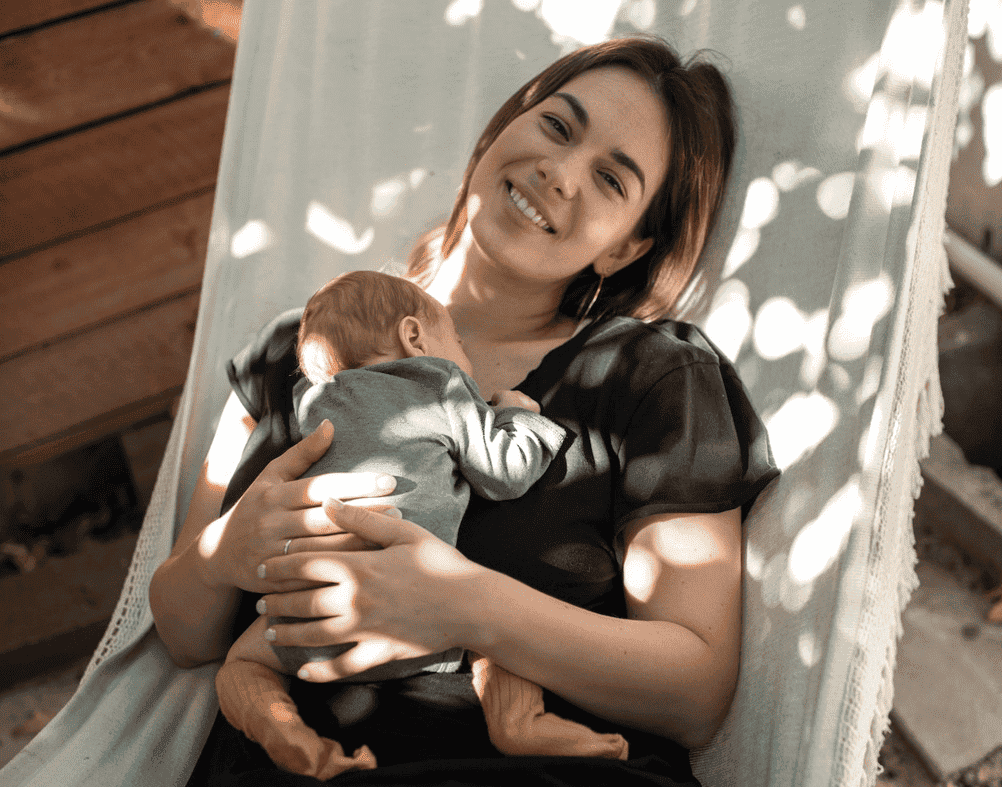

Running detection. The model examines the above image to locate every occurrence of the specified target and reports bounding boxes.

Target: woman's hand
[255,499,483,682]
[200,421,401,595]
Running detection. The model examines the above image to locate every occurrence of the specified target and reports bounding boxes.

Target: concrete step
[892,433,1002,782]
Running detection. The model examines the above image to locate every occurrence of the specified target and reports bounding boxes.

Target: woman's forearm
[149,516,241,668]
[461,567,728,750]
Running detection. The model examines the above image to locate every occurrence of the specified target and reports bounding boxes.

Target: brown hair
[297,270,442,383]
[407,35,736,322]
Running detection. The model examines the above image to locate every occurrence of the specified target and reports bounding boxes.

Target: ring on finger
[283,538,293,556]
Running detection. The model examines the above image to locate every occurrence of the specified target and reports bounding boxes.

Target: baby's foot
[470,654,628,760]
[216,660,378,777]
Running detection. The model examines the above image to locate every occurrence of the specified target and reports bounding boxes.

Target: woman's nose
[536,153,583,199]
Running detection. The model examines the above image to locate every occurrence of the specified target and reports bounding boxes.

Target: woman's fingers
[263,419,335,482]
[281,472,397,510]
[322,498,421,548]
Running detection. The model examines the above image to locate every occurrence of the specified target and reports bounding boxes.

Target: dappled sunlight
[703,279,751,361]
[880,1,946,90]
[510,0,656,50]
[787,476,860,586]
[763,392,839,470]
[786,5,806,31]
[983,82,1002,185]
[230,219,273,259]
[306,202,375,255]
[797,629,820,667]
[845,53,880,112]
[445,0,484,26]
[752,297,828,389]
[721,178,779,278]
[816,172,855,219]
[827,273,893,362]
[622,543,660,604]
[969,0,1002,60]
[771,160,821,192]
[370,169,431,218]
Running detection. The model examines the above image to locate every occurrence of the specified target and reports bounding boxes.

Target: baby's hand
[490,390,541,413]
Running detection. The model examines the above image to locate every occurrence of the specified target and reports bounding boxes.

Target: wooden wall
[0,0,239,467]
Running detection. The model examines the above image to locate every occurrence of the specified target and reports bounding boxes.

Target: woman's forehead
[549,66,669,186]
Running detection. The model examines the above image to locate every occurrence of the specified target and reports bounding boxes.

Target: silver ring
[283,538,293,556]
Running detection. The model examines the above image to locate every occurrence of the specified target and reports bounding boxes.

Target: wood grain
[0,0,111,37]
[0,292,199,464]
[0,1,234,151]
[0,192,211,361]
[0,84,228,258]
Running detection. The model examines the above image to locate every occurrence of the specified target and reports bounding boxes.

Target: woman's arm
[258,503,743,750]
[149,391,257,667]
[469,508,742,750]
[149,393,399,668]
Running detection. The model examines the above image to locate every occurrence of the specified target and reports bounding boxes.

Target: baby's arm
[449,379,568,501]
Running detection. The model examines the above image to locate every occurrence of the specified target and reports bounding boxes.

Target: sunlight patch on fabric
[230,220,272,259]
[787,5,806,30]
[704,279,751,362]
[445,0,483,26]
[306,202,374,255]
[764,392,839,470]
[816,172,855,220]
[787,476,860,585]
[828,273,894,363]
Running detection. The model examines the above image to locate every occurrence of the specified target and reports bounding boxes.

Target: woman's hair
[407,35,736,322]
[298,270,442,383]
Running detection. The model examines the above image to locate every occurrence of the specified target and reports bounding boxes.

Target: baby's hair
[297,270,442,384]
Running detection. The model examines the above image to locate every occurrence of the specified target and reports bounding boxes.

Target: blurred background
[0,1,999,785]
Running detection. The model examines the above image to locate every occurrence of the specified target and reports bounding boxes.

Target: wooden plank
[0,192,211,361]
[0,0,110,37]
[0,84,228,258]
[0,292,199,463]
[0,1,234,151]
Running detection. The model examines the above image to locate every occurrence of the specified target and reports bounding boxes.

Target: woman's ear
[602,234,654,276]
[397,315,429,357]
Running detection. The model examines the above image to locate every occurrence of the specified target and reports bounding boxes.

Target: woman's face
[465,66,670,288]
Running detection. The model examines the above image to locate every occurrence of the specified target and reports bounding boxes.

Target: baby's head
[298,270,473,384]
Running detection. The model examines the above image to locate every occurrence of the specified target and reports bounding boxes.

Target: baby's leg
[216,615,376,779]
[469,653,629,760]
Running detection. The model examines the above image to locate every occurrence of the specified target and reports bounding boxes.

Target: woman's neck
[426,228,574,344]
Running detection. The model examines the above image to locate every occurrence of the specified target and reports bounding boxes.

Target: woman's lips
[506,181,555,233]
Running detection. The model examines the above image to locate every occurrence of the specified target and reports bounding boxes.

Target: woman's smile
[506,181,555,233]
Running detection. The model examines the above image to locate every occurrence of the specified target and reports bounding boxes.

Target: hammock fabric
[2,1,966,785]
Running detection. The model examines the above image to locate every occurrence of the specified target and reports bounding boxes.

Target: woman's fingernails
[257,564,266,579]
[256,598,267,615]
[376,474,395,492]
[264,628,276,642]
[385,507,403,519]
[297,668,310,680]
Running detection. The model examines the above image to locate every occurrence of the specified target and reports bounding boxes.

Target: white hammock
[2,1,966,785]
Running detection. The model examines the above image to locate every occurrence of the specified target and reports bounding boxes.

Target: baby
[214,271,629,779]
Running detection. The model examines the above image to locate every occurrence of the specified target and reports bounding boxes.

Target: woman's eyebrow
[553,91,646,195]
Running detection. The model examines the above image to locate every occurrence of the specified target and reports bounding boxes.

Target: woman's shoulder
[583,315,731,375]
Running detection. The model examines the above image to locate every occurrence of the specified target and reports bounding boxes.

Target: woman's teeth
[508,184,553,233]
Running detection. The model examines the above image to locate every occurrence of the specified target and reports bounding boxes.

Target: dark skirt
[185,672,701,787]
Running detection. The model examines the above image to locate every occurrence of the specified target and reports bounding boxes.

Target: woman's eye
[545,115,569,140]
[601,172,624,196]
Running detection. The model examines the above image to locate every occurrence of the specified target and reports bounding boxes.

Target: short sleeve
[220,308,304,515]
[226,307,303,422]
[613,358,779,537]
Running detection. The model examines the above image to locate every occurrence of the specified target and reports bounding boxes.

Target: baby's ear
[397,315,428,357]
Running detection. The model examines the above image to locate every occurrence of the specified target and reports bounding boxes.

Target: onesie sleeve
[444,371,569,501]
[613,358,779,538]
[220,307,304,515]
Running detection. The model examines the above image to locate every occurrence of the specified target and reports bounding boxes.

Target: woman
[149,35,778,787]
